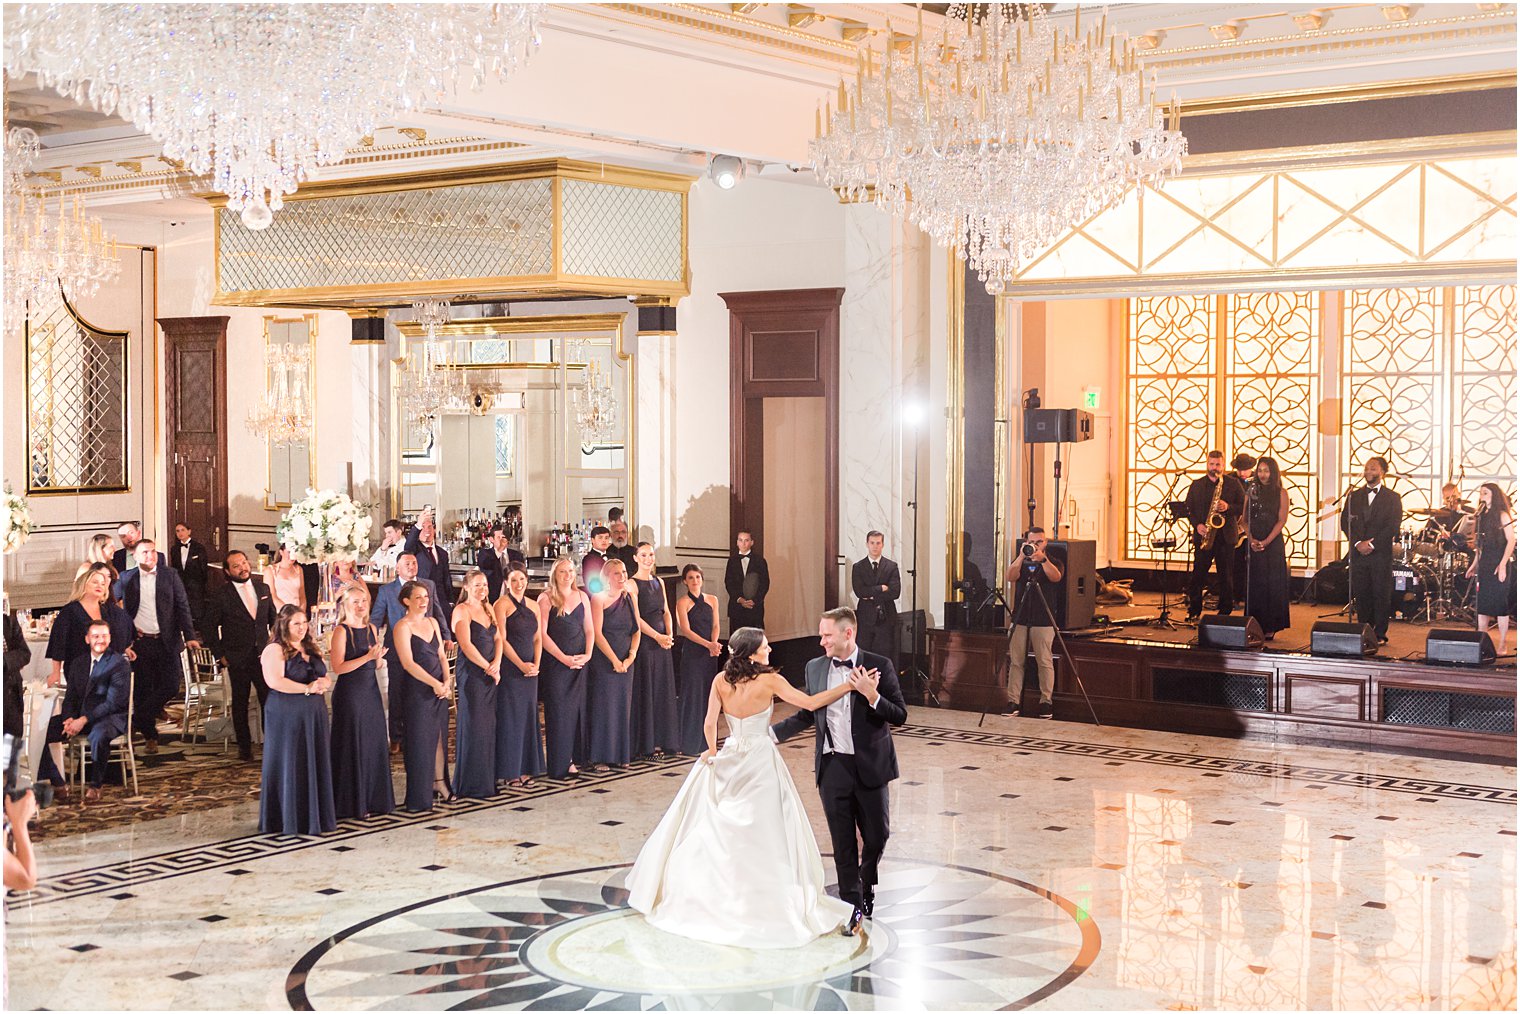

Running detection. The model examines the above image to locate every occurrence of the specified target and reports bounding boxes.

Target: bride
[626,626,862,948]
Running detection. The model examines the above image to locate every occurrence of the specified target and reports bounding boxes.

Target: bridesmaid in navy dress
[535,557,592,779]
[393,581,454,811]
[259,606,336,835]
[674,563,724,755]
[630,542,679,757]
[327,584,395,819]
[493,563,544,788]
[587,559,640,770]
[452,570,502,799]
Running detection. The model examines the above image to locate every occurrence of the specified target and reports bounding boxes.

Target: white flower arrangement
[2,487,33,554]
[276,488,374,564]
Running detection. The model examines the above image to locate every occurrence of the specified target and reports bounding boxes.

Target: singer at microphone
[1339,455,1403,644]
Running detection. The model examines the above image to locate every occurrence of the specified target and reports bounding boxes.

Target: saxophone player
[1185,450,1247,624]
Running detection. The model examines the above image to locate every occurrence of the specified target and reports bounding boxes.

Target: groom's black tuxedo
[772,647,908,910]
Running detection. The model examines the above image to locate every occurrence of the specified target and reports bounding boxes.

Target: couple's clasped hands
[845,665,881,703]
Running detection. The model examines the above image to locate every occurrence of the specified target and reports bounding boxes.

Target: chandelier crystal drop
[3,3,543,230]
[3,125,121,335]
[399,299,467,440]
[572,358,618,447]
[247,343,313,447]
[811,4,1187,293]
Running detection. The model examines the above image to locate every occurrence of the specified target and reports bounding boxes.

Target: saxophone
[1198,472,1227,551]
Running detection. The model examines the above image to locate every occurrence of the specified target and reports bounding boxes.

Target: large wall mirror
[392,313,632,543]
[264,314,317,509]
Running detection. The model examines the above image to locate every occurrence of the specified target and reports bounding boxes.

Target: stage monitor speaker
[943,601,970,631]
[1023,408,1094,444]
[1009,539,1096,630]
[1425,628,1497,666]
[1197,615,1264,651]
[1311,621,1378,657]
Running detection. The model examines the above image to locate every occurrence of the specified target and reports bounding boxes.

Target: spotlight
[903,401,926,426]
[708,154,746,190]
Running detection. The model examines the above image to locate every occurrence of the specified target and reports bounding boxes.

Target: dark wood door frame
[159,316,230,559]
[720,287,843,611]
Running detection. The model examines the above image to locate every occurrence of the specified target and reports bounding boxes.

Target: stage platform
[927,594,1517,765]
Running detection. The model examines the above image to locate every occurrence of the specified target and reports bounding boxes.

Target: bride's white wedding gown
[625,704,853,948]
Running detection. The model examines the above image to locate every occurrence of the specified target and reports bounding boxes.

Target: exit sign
[1082,387,1101,410]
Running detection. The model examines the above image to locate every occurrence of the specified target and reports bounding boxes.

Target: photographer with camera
[1002,527,1063,720]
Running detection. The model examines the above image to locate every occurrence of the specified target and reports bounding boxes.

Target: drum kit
[1392,506,1476,622]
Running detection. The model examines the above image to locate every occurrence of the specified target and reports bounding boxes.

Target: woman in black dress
[1466,483,1516,655]
[1245,456,1292,640]
[452,569,502,799]
[259,606,336,835]
[493,563,543,788]
[45,563,134,689]
[393,581,454,811]
[327,583,394,820]
[587,559,640,771]
[674,563,723,755]
[535,557,593,779]
[630,542,679,758]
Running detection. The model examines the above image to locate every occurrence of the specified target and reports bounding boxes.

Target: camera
[1021,543,1037,559]
[5,782,53,810]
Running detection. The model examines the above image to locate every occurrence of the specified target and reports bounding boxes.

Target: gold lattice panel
[560,179,684,282]
[26,291,128,493]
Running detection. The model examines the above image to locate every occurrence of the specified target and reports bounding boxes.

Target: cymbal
[1405,508,1446,517]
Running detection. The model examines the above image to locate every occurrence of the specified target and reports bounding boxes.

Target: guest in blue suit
[404,510,455,607]
[40,621,131,801]
[113,540,199,753]
[370,552,453,747]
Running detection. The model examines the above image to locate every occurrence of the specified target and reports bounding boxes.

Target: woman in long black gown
[674,563,723,755]
[1466,483,1516,655]
[452,570,502,799]
[393,581,453,811]
[259,606,336,835]
[45,563,134,689]
[587,559,640,771]
[493,563,544,788]
[536,557,592,779]
[1245,456,1291,640]
[630,542,679,758]
[327,584,394,819]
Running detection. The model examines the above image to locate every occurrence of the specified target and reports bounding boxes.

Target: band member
[1340,456,1402,643]
[1229,454,1256,607]
[1002,527,1062,719]
[1245,457,1291,640]
[851,531,901,660]
[1427,483,1475,549]
[1465,483,1516,655]
[1185,450,1246,622]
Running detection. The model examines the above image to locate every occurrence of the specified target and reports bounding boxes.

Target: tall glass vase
[313,559,338,640]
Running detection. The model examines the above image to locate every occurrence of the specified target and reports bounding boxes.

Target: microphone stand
[1306,480,1358,615]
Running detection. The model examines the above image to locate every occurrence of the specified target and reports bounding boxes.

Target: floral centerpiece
[276,489,374,634]
[2,486,33,554]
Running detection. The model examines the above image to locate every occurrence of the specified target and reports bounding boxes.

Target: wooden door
[159,316,230,557]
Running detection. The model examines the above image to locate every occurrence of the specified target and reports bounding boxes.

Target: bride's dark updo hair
[723,626,773,686]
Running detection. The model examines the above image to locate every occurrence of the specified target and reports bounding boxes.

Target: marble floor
[5,707,1515,1011]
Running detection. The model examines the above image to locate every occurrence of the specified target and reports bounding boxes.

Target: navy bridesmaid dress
[401,631,452,811]
[454,616,500,798]
[496,595,546,783]
[676,594,724,755]
[540,599,588,779]
[586,593,637,766]
[631,577,679,757]
[329,624,395,819]
[259,651,337,835]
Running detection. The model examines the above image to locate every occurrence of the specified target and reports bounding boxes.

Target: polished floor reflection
[6,707,1515,1010]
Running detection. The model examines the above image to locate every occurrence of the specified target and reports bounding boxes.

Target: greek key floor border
[18,721,1514,908]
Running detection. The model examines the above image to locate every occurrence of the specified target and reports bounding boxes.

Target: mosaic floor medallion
[288,859,1100,1011]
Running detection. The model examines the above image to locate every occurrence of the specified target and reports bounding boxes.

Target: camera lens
[1021,543,1035,558]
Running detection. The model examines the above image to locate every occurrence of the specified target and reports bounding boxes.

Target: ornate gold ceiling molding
[1146,21,1515,72]
[586,3,860,67]
[1182,129,1517,174]
[1180,70,1517,117]
[1144,6,1513,58]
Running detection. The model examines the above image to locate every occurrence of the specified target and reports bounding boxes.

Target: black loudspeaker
[350,315,385,344]
[1010,539,1097,630]
[943,601,970,631]
[1023,408,1094,444]
[1311,621,1378,657]
[1425,628,1498,666]
[1197,615,1264,651]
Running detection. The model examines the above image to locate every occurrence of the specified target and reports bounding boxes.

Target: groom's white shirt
[822,647,888,756]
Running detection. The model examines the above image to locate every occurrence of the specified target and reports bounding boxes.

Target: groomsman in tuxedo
[205,550,277,761]
[1340,456,1403,643]
[772,607,908,933]
[478,526,525,602]
[168,522,210,627]
[725,530,770,632]
[581,526,612,591]
[39,620,132,800]
[851,531,901,660]
[608,519,639,576]
[405,512,455,607]
[113,541,199,753]
[371,552,454,746]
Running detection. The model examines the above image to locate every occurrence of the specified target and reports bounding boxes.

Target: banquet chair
[181,646,228,742]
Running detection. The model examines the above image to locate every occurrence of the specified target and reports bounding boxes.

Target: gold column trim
[945,253,966,598]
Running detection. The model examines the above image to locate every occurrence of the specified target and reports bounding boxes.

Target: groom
[773,606,909,935]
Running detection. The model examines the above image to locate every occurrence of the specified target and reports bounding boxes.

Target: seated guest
[47,563,134,690]
[492,562,544,789]
[268,547,306,612]
[452,570,502,799]
[581,526,612,591]
[168,522,210,626]
[40,621,131,802]
[393,581,454,811]
[370,518,408,571]
[586,559,639,771]
[370,552,453,750]
[478,526,525,602]
[205,551,277,761]
[259,606,336,835]
[79,534,120,587]
[114,541,199,754]
[674,564,723,756]
[327,583,394,819]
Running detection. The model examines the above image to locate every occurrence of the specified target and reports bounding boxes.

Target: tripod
[979,556,1102,728]
[903,418,936,707]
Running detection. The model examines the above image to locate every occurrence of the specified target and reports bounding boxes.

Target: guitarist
[1185,450,1246,624]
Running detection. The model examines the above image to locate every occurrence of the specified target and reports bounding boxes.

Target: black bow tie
[830,657,852,668]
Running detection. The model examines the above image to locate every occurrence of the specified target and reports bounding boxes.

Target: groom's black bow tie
[830,657,853,668]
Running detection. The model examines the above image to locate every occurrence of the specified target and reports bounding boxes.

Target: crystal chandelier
[571,359,618,447]
[3,3,543,230]
[811,4,1188,293]
[3,125,121,335]
[399,299,466,440]
[247,343,313,447]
